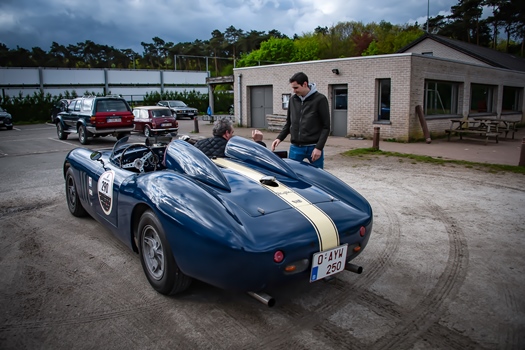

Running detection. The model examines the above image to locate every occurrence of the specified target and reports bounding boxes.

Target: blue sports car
[64,136,373,306]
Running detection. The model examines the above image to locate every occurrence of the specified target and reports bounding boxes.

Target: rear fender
[284,159,373,216]
[124,172,246,261]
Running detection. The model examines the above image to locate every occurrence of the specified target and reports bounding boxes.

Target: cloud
[0,0,459,52]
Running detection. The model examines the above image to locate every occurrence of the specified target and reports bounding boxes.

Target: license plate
[187,113,194,116]
[161,123,172,127]
[310,244,348,282]
[108,117,121,123]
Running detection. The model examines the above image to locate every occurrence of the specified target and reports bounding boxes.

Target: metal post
[193,116,199,133]
[426,0,430,33]
[519,137,525,167]
[372,126,380,150]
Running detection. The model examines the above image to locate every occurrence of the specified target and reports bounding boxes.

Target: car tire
[6,125,13,130]
[78,125,90,145]
[138,210,192,295]
[144,126,151,138]
[65,167,88,217]
[57,123,68,140]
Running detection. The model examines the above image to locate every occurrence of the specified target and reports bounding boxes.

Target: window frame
[376,78,391,122]
[469,83,496,116]
[501,86,523,114]
[424,80,460,119]
[282,94,291,110]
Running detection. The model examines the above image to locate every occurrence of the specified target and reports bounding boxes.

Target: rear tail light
[90,116,96,124]
[273,250,284,263]
[359,226,366,237]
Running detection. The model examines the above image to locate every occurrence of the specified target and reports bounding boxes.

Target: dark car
[132,106,179,137]
[51,99,73,124]
[0,107,13,130]
[157,100,198,120]
[56,95,134,145]
[63,136,373,305]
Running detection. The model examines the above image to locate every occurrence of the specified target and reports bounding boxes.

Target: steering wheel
[119,143,158,173]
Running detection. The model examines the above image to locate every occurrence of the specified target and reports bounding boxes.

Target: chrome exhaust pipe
[345,262,363,274]
[247,291,276,307]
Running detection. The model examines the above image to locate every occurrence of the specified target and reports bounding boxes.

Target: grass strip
[342,148,525,175]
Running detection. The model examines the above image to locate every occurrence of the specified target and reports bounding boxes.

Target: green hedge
[0,90,233,124]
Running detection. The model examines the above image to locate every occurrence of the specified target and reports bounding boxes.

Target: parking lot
[0,121,524,349]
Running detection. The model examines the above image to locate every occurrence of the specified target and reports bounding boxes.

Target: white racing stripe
[213,158,339,251]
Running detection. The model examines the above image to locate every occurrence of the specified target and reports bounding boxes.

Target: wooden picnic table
[472,117,518,139]
[445,119,499,145]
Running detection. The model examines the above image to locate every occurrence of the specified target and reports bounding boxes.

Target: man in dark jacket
[271,72,330,168]
[194,118,235,157]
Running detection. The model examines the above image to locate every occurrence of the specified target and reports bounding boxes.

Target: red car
[132,106,179,137]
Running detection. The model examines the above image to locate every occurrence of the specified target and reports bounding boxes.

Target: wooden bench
[445,129,499,145]
[266,114,286,131]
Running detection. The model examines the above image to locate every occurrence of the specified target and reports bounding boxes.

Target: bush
[0,89,233,124]
[0,90,83,124]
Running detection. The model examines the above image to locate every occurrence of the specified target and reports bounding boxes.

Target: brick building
[232,34,525,141]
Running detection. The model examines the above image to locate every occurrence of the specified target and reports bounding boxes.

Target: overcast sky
[0,0,459,53]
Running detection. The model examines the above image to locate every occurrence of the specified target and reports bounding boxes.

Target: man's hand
[311,148,322,162]
[252,129,264,142]
[271,139,281,151]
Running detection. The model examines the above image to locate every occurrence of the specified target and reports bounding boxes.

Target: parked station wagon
[132,106,179,137]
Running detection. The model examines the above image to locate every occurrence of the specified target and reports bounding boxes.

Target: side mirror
[90,151,102,161]
[90,151,107,169]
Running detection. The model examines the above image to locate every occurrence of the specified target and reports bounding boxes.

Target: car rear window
[152,109,172,118]
[96,100,130,112]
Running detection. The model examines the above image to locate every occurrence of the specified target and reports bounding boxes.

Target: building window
[282,94,290,109]
[470,83,495,114]
[424,80,459,116]
[377,79,390,121]
[502,86,522,113]
[334,88,347,110]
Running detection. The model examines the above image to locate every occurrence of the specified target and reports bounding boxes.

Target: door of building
[250,86,273,128]
[332,86,348,137]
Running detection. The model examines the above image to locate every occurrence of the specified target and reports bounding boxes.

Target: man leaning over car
[193,118,266,158]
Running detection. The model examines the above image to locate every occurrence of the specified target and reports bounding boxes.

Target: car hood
[171,106,196,110]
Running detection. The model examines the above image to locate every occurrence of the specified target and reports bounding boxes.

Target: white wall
[0,67,208,100]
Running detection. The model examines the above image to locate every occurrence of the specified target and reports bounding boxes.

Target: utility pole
[427,0,430,33]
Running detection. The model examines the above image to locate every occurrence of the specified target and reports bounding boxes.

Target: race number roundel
[98,170,115,215]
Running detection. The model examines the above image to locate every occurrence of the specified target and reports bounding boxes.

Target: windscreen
[96,99,130,112]
[169,101,187,107]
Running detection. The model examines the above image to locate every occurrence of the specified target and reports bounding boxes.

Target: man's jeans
[289,144,324,169]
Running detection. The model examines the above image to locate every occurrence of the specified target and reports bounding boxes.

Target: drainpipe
[238,73,242,126]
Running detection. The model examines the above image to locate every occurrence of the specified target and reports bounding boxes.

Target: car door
[133,109,144,133]
[62,99,81,128]
[82,158,129,229]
